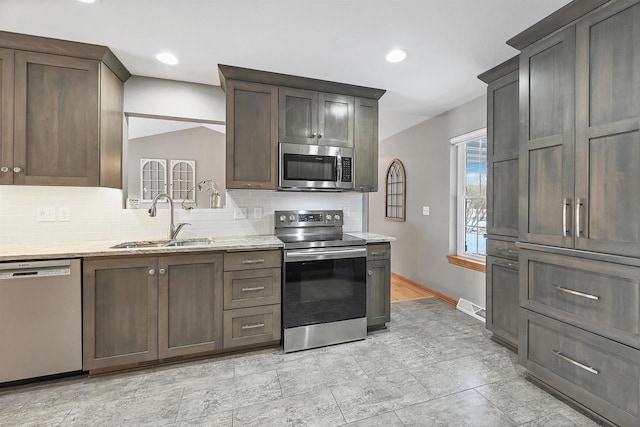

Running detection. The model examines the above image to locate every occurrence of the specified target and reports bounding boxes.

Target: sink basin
[165,238,216,247]
[110,240,171,249]
[110,238,216,249]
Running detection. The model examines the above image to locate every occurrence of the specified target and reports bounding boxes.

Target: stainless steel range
[275,210,367,353]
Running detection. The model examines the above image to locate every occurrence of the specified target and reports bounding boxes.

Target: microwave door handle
[336,155,342,188]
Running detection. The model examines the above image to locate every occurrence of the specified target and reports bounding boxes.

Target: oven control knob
[279,215,286,222]
[288,215,296,221]
[326,214,332,221]
[334,214,341,221]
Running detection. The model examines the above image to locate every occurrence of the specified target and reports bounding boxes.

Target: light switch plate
[58,207,71,221]
[254,207,263,219]
[234,207,247,220]
[37,207,56,222]
[343,206,351,216]
[422,206,430,216]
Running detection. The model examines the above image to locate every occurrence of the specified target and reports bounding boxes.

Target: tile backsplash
[0,186,363,244]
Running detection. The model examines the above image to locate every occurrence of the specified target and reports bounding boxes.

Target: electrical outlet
[343,206,351,216]
[234,207,247,220]
[37,207,56,222]
[422,206,430,216]
[58,207,71,221]
[253,207,263,219]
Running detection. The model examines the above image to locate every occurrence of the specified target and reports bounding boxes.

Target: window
[451,129,487,259]
[385,159,406,221]
[170,160,196,202]
[140,158,167,202]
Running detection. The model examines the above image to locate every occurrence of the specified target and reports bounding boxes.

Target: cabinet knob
[311,132,317,138]
[318,133,323,139]
[13,167,22,173]
[159,268,166,275]
[149,269,155,275]
[368,270,373,276]
[0,166,8,173]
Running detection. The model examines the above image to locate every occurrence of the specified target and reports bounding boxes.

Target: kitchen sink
[110,240,171,249]
[110,238,216,249]
[165,238,216,247]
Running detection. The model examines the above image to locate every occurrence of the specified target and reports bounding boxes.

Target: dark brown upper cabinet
[218,64,384,191]
[0,31,129,188]
[278,88,354,147]
[225,80,278,190]
[520,0,640,258]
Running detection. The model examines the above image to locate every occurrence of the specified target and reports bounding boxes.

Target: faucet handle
[172,222,191,239]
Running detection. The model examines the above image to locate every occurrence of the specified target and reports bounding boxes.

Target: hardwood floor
[391,274,435,303]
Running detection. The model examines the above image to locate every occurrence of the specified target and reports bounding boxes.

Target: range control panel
[275,210,344,228]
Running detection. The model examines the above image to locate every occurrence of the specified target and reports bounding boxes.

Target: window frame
[451,128,487,261]
[384,158,406,222]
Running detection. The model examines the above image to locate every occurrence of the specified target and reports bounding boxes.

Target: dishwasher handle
[0,259,73,280]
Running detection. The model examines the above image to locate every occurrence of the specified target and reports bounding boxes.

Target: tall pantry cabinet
[513,1,640,426]
[478,57,520,350]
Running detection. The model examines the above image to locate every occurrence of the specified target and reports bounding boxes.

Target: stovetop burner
[274,210,365,249]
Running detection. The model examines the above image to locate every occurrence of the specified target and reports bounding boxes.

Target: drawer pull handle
[241,259,265,265]
[554,285,599,301]
[242,323,265,330]
[241,286,265,292]
[494,261,516,269]
[552,350,599,375]
[370,252,386,256]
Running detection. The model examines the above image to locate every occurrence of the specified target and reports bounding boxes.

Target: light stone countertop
[0,233,396,262]
[0,235,284,262]
[347,232,396,243]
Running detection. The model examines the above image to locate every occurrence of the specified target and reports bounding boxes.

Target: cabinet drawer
[224,250,281,271]
[367,243,390,260]
[520,310,640,427]
[223,268,281,309]
[486,239,518,260]
[521,250,640,349]
[223,305,281,348]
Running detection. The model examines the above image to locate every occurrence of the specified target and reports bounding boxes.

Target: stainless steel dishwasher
[0,259,82,383]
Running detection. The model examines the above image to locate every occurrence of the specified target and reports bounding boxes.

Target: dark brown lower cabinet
[83,253,224,370]
[157,254,223,358]
[367,243,391,329]
[486,255,519,349]
[83,257,159,370]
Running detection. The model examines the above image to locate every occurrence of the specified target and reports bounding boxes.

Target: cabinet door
[157,253,223,358]
[0,49,13,185]
[366,259,390,328]
[354,98,379,192]
[520,27,576,248]
[83,257,158,370]
[574,0,640,257]
[14,51,100,186]
[487,70,519,237]
[278,87,318,144]
[318,93,354,147]
[226,80,278,189]
[486,254,519,349]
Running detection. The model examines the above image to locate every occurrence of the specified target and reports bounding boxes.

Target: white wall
[369,95,487,307]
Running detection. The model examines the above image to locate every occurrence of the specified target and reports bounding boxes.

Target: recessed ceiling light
[156,52,179,65]
[386,49,407,63]
[76,0,98,3]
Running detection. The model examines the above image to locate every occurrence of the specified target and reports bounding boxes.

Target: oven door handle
[285,247,367,262]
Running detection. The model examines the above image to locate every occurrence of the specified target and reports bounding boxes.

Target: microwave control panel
[341,158,352,182]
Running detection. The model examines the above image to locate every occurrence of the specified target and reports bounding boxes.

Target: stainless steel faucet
[148,193,191,239]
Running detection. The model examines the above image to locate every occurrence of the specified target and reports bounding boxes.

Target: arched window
[385,159,406,221]
[140,158,167,202]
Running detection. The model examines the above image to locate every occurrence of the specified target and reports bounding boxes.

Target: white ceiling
[0,0,570,140]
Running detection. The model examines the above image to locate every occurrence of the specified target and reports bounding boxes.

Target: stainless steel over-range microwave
[279,143,354,191]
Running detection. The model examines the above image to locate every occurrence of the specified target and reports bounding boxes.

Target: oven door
[283,246,367,329]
